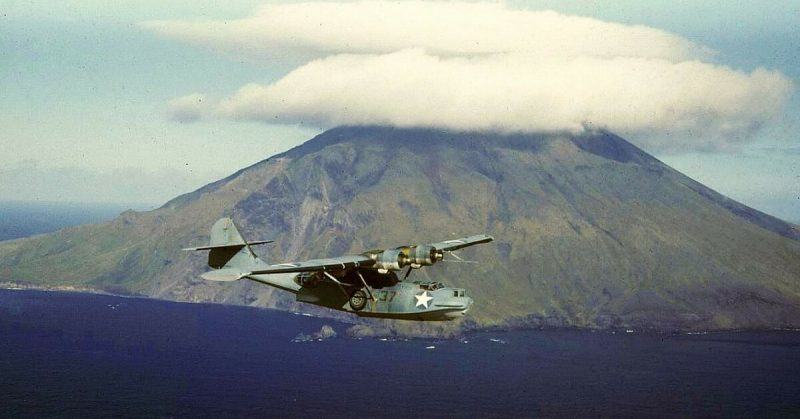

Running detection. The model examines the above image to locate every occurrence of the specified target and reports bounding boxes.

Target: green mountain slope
[2,126,799,330]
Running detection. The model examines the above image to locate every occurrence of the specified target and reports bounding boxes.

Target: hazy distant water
[1,290,799,417]
[0,201,152,241]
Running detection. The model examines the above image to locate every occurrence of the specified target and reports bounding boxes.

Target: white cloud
[167,93,211,122]
[214,50,792,141]
[145,1,794,151]
[143,2,707,61]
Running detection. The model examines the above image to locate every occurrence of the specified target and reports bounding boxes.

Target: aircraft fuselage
[247,271,473,321]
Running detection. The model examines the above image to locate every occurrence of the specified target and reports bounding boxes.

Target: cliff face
[2,126,799,330]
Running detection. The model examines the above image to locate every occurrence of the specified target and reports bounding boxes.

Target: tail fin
[183,218,272,270]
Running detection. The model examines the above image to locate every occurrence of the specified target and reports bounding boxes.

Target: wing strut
[356,271,376,301]
[323,272,351,299]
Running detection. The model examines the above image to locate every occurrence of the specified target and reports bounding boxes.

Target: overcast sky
[1,1,798,221]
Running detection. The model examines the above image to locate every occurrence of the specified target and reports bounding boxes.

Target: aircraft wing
[244,255,375,275]
[428,234,494,252]
[233,234,491,277]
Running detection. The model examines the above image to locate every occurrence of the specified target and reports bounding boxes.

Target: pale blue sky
[1,1,798,221]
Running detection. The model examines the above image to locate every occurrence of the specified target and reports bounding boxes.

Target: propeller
[440,251,478,264]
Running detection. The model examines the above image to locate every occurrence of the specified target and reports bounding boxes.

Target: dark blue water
[1,290,799,418]
[0,202,151,241]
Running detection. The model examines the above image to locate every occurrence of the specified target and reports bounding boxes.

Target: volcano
[2,126,799,330]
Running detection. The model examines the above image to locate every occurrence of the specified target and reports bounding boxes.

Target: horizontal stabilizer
[182,240,273,252]
[201,268,245,282]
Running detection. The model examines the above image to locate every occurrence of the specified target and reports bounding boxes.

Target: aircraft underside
[294,274,473,321]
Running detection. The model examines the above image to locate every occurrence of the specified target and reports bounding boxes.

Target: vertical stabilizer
[208,218,255,269]
[179,218,255,270]
[209,217,246,247]
[183,218,272,271]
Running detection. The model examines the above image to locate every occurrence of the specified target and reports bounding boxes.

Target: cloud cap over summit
[147,1,794,152]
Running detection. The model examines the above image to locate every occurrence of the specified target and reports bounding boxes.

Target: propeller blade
[444,251,479,264]
[403,266,413,280]
[448,251,465,261]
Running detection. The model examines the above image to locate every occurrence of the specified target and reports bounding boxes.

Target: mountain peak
[278,125,657,165]
[174,125,797,241]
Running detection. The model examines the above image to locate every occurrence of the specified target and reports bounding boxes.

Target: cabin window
[459,290,465,297]
[453,291,459,297]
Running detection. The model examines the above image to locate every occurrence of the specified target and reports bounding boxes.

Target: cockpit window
[453,290,459,297]
[459,290,465,297]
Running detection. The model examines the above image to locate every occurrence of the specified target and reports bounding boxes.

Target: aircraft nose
[434,292,474,319]
[463,297,474,313]
[442,297,473,319]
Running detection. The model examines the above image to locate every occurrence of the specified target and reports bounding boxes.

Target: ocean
[0,201,151,241]
[1,289,799,418]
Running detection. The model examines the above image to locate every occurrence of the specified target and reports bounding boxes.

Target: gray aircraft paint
[185,217,492,321]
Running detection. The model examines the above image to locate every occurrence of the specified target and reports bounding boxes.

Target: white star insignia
[415,291,433,309]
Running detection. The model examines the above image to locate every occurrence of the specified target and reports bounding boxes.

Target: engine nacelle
[374,248,408,271]
[295,271,323,288]
[407,245,441,267]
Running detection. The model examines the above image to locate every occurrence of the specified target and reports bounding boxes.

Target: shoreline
[2,283,799,336]
[0,281,118,295]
